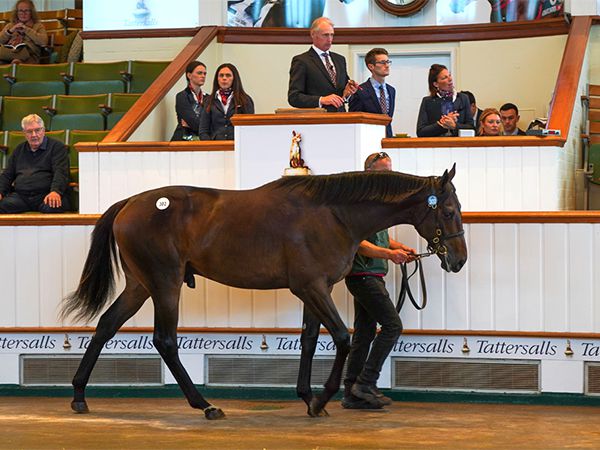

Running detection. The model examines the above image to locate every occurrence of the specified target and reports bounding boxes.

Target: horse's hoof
[308,398,328,417]
[71,401,89,414]
[204,406,225,420]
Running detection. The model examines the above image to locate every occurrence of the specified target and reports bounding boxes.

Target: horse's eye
[443,209,454,219]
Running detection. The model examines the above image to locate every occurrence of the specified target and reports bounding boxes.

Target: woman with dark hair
[0,0,47,64]
[199,63,254,140]
[416,64,473,137]
[171,61,209,141]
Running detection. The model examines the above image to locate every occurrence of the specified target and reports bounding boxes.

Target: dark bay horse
[62,167,467,420]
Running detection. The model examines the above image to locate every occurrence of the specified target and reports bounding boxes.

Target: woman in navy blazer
[199,63,254,141]
[416,64,473,137]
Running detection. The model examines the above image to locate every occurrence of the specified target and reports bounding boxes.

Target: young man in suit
[287,16,359,112]
[349,48,396,137]
[500,102,526,135]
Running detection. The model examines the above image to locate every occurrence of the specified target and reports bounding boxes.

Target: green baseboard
[1,384,599,406]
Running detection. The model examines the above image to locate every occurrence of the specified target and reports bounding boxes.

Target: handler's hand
[44,191,62,209]
[388,248,415,264]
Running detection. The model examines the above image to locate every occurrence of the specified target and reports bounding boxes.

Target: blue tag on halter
[427,195,438,208]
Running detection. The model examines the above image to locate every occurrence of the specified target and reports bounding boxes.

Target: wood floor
[1,396,600,449]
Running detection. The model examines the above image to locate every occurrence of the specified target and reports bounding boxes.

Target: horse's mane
[267,171,433,204]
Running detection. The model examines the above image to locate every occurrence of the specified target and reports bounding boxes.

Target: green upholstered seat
[128,60,169,93]
[68,61,128,95]
[1,95,53,130]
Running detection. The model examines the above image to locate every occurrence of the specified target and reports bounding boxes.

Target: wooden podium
[231,112,391,189]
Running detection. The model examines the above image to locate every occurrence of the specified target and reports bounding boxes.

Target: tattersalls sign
[0,332,597,361]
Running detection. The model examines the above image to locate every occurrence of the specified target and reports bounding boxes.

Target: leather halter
[396,187,464,314]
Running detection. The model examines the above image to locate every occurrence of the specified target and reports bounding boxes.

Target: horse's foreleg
[71,282,148,413]
[151,289,225,421]
[297,306,321,414]
[293,283,350,418]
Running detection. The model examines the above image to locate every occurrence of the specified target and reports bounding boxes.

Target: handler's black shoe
[341,395,383,410]
[351,383,393,406]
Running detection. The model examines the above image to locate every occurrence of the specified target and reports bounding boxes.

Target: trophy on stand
[283,130,311,176]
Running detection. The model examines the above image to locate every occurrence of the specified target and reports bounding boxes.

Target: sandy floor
[2,396,600,449]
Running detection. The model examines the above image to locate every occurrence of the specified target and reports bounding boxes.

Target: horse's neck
[334,187,427,242]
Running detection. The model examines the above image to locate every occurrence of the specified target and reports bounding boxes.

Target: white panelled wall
[1,221,599,333]
[387,145,570,211]
[79,150,235,214]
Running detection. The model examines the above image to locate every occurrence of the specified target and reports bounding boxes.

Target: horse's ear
[440,163,456,187]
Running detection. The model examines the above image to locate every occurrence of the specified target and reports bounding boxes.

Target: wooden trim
[589,85,600,96]
[547,16,592,135]
[462,211,600,223]
[80,28,200,40]
[231,112,391,127]
[590,98,600,109]
[218,19,569,45]
[103,26,219,143]
[3,327,600,339]
[2,212,600,228]
[382,136,566,148]
[0,214,98,226]
[76,141,234,153]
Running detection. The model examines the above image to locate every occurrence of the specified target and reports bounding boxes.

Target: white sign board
[83,0,200,31]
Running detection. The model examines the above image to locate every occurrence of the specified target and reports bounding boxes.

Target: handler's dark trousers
[344,275,403,390]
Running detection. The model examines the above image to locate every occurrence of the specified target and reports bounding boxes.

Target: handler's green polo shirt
[347,229,389,277]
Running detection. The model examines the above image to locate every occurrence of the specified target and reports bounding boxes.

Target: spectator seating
[0,92,149,133]
[45,94,109,131]
[0,60,170,95]
[67,61,129,95]
[1,95,53,130]
[4,63,69,96]
[68,129,109,183]
[103,93,142,129]
[127,60,170,93]
[586,85,600,180]
[0,64,11,96]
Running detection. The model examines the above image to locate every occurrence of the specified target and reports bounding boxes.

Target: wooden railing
[546,16,592,135]
[2,211,599,227]
[103,26,218,143]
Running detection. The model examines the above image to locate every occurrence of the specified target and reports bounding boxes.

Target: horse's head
[413,164,467,273]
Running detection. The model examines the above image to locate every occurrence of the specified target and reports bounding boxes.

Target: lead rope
[395,252,431,313]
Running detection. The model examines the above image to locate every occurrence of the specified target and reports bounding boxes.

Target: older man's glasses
[24,127,44,135]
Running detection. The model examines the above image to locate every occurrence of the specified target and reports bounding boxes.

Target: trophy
[283,130,311,176]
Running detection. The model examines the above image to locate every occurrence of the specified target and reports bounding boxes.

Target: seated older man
[0,114,70,213]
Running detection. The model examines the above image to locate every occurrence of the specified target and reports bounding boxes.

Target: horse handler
[342,152,417,409]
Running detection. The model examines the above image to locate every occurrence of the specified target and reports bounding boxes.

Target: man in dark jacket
[288,16,358,112]
[0,114,70,213]
[349,47,396,137]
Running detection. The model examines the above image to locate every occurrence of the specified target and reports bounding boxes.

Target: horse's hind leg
[151,287,225,420]
[296,307,325,415]
[71,280,149,413]
[292,282,350,417]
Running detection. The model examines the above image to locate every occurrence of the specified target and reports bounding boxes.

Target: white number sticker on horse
[156,197,170,210]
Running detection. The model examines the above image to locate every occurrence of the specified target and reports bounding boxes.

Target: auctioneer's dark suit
[288,47,350,112]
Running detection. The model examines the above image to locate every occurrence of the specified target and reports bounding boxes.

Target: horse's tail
[61,198,129,322]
